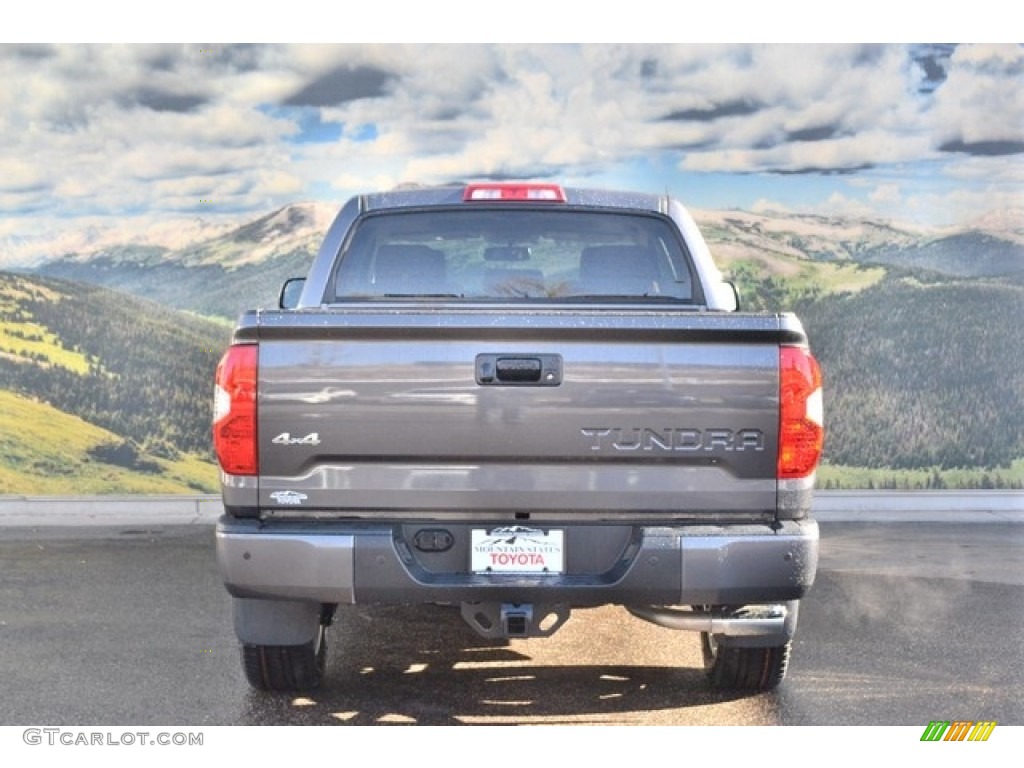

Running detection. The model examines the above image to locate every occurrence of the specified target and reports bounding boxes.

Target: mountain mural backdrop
[2,201,1022,493]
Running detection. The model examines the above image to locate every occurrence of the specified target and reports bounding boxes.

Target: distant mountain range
[33,203,335,320]
[696,208,1024,280]
[27,203,1024,320]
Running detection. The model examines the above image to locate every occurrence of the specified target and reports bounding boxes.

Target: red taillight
[778,346,824,480]
[463,183,566,202]
[213,344,258,476]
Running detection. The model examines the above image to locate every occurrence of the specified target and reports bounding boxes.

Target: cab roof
[360,183,668,215]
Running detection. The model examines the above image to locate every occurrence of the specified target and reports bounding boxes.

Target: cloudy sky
[1,41,1021,263]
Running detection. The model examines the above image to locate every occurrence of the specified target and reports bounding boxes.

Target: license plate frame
[470,526,565,574]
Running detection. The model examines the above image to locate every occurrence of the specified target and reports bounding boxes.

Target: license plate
[471,526,564,574]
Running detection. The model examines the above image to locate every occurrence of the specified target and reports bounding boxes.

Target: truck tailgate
[248,308,803,517]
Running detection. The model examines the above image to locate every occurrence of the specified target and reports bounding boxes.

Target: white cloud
[869,184,903,205]
[751,198,794,216]
[942,155,1024,184]
[932,44,1024,147]
[815,191,878,220]
[901,188,1024,229]
[0,158,48,193]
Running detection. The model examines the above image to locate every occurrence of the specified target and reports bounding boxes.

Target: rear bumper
[216,516,818,607]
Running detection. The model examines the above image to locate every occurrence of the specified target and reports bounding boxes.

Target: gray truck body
[214,184,821,691]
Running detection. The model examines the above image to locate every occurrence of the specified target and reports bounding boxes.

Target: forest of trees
[734,268,1024,472]
[802,277,1024,470]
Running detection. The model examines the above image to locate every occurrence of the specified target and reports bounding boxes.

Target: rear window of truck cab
[329,208,700,303]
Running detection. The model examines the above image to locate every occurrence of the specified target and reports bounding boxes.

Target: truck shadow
[238,604,765,725]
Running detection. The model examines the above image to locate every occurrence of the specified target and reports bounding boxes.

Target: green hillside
[0,272,230,494]
[0,390,216,494]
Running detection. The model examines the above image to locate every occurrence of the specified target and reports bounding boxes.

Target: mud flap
[233,597,323,646]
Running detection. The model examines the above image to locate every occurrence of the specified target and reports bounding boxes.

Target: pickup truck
[213,182,823,693]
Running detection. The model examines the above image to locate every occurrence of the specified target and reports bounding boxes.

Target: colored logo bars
[920,721,997,742]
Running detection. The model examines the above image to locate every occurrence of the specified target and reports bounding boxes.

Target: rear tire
[701,631,791,691]
[241,623,327,692]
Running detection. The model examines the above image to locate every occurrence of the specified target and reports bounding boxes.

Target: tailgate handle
[497,357,541,381]
[476,354,562,386]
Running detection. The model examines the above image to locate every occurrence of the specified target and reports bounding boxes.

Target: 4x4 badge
[272,432,321,446]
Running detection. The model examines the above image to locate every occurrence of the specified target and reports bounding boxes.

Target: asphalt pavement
[0,491,1020,726]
